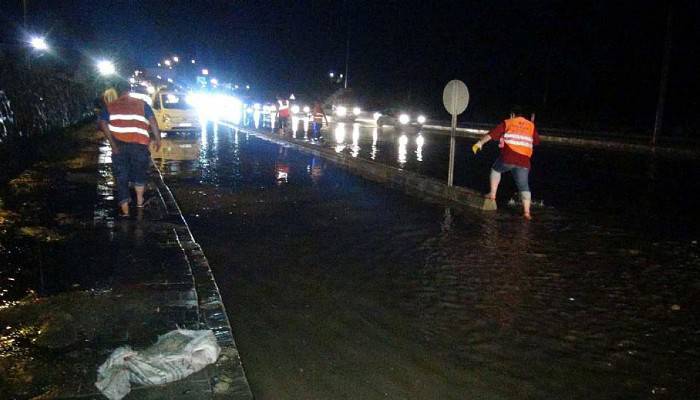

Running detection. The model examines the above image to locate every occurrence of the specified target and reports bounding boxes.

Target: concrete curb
[152,163,254,399]
[235,126,496,211]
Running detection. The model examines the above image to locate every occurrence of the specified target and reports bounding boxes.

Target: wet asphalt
[156,122,699,399]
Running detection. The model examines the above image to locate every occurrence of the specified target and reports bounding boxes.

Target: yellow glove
[472,143,482,154]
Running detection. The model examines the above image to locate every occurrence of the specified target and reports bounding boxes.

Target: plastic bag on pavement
[95,329,221,400]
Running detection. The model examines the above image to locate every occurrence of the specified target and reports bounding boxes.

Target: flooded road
[158,123,699,399]
[278,119,700,239]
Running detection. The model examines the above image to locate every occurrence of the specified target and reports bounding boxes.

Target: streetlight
[173,56,179,63]
[246,85,250,90]
[97,60,116,76]
[329,72,335,78]
[191,59,196,64]
[201,69,209,75]
[164,59,171,66]
[210,78,218,85]
[29,36,49,51]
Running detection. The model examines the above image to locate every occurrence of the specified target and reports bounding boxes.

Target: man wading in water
[98,80,161,217]
[472,106,540,220]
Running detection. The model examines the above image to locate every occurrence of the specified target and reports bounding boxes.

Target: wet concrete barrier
[233,125,497,211]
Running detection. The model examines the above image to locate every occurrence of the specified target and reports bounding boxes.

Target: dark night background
[2,0,698,134]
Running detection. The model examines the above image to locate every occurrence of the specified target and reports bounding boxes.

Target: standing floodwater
[157,124,699,399]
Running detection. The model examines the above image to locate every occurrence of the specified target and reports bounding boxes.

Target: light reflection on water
[398,134,408,166]
[334,123,346,153]
[371,127,378,160]
[155,125,700,399]
[416,133,424,162]
[351,123,360,158]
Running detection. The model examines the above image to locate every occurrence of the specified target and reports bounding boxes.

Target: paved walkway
[0,125,252,399]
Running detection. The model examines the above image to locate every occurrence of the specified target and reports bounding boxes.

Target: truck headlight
[352,107,361,116]
[399,114,410,124]
[417,115,426,124]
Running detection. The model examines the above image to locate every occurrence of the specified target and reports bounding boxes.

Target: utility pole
[24,0,30,69]
[343,0,350,89]
[652,2,673,146]
[344,34,349,89]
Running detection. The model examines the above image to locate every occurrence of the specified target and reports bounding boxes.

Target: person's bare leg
[120,201,129,216]
[487,169,501,199]
[521,191,532,220]
[135,185,145,207]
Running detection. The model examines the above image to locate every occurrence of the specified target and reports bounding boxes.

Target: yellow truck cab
[151,90,200,134]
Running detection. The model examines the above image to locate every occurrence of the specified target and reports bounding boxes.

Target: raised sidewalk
[0,125,251,399]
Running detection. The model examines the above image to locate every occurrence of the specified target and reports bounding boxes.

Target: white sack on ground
[95,329,221,400]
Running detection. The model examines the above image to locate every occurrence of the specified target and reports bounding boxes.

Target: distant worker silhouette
[472,106,540,220]
[276,95,290,135]
[310,101,328,140]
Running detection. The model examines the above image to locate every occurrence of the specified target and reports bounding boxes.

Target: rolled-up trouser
[112,141,150,205]
[491,158,531,198]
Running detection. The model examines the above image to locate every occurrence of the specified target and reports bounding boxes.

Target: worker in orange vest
[276,95,290,135]
[310,101,328,140]
[98,80,161,217]
[472,106,540,220]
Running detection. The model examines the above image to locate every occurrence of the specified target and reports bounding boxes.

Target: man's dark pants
[112,141,150,205]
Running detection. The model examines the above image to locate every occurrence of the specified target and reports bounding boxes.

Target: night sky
[2,0,698,132]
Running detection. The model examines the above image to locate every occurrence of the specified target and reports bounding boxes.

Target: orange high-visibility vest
[107,95,151,145]
[313,105,324,122]
[278,100,290,117]
[503,117,535,157]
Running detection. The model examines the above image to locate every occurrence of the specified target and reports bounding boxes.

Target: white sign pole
[442,80,469,187]
[448,112,457,186]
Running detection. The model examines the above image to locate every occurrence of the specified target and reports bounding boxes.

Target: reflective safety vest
[313,105,324,122]
[107,95,151,145]
[278,100,290,117]
[503,117,535,157]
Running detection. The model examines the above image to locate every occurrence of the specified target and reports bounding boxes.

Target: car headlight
[291,105,300,114]
[303,106,310,113]
[399,114,410,124]
[417,115,426,124]
[336,106,347,117]
[352,107,361,116]
[373,112,382,121]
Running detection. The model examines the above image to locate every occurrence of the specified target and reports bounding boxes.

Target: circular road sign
[442,80,469,116]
